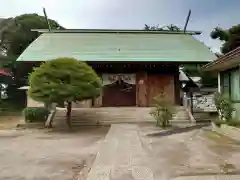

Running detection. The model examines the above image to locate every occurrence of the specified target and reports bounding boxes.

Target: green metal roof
[17,30,216,62]
[31,29,202,35]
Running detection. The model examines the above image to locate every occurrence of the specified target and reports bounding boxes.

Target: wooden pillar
[94,93,103,107]
[174,69,181,105]
[136,72,148,107]
[218,72,221,93]
[94,73,103,107]
[189,90,193,113]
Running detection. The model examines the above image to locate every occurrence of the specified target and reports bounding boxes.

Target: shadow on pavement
[147,124,210,137]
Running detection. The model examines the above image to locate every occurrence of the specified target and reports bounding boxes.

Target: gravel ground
[0,115,22,130]
[0,126,109,180]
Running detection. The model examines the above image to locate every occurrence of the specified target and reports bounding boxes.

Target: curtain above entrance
[102,74,136,85]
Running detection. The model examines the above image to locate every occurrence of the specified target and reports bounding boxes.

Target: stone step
[55,117,153,122]
[173,114,189,117]
[193,112,217,123]
[55,112,188,117]
[55,116,189,121]
[173,116,189,118]
[173,113,189,116]
[53,107,191,128]
[55,116,189,120]
[173,117,189,120]
[70,119,191,125]
[55,119,191,127]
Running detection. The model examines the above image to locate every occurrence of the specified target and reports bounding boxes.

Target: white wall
[27,95,45,107]
[27,90,93,108]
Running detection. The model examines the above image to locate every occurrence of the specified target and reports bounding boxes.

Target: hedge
[23,107,50,123]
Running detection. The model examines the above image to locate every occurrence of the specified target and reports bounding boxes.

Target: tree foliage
[0,13,63,81]
[0,14,63,57]
[150,93,175,128]
[211,24,240,54]
[29,58,102,127]
[214,92,235,122]
[0,14,64,107]
[144,24,181,31]
[182,64,218,87]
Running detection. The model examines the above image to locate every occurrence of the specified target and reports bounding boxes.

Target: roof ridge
[31,29,202,35]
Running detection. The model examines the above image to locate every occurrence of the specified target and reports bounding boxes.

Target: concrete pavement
[86,124,240,180]
[86,124,155,180]
[173,175,240,180]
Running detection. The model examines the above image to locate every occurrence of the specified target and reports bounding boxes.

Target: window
[221,69,240,101]
[221,72,230,97]
[230,69,240,101]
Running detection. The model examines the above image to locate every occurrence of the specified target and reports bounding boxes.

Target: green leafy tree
[29,58,102,128]
[1,14,63,57]
[211,24,240,54]
[0,14,64,108]
[144,24,181,31]
[182,64,218,87]
[150,93,175,127]
[214,92,235,121]
[0,13,64,81]
[163,24,181,31]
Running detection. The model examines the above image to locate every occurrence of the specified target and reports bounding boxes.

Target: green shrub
[150,93,175,128]
[214,119,227,127]
[213,119,240,127]
[28,58,102,128]
[214,92,235,121]
[227,119,240,127]
[23,107,50,123]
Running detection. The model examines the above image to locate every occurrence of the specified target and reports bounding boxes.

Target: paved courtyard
[0,123,240,180]
[139,124,240,179]
[0,127,109,180]
[86,124,240,180]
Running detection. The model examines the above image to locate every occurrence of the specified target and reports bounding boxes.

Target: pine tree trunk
[66,101,72,128]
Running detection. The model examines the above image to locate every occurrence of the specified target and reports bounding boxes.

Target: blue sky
[1,0,239,52]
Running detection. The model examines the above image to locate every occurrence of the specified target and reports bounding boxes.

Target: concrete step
[193,112,217,123]
[173,114,189,117]
[173,116,189,119]
[172,118,190,121]
[53,106,192,127]
[56,116,189,121]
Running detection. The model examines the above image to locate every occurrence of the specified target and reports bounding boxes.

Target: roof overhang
[179,70,189,81]
[203,47,240,72]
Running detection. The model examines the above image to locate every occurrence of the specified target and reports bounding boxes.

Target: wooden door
[102,80,136,107]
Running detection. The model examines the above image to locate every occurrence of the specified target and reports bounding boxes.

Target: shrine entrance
[102,74,136,107]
